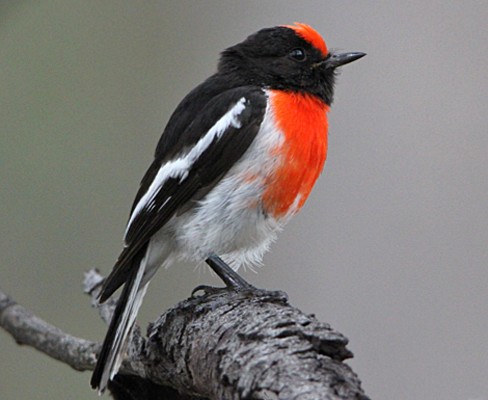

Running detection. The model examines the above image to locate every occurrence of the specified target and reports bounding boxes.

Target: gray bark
[0,270,369,400]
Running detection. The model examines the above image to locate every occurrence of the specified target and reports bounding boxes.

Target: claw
[191,285,224,297]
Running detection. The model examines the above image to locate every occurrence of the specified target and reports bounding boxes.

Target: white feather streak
[125,97,247,237]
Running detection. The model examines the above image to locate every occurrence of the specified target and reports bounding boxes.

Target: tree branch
[0,285,98,371]
[0,270,369,400]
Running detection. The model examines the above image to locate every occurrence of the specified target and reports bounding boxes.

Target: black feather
[91,246,146,389]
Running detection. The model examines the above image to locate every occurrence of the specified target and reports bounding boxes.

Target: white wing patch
[125,97,247,239]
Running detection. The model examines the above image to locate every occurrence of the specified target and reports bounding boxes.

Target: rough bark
[0,270,369,400]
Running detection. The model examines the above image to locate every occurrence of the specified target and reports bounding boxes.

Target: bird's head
[218,23,365,105]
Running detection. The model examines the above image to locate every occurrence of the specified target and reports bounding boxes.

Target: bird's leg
[206,253,255,289]
[192,253,256,296]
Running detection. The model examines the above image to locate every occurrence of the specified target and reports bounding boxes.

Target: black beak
[323,51,366,69]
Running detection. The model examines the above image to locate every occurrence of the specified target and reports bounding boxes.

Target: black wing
[99,86,267,301]
[129,74,240,217]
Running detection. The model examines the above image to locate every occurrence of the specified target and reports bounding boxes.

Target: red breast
[263,90,329,218]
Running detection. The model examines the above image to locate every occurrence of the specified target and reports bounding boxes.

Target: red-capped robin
[91,23,365,393]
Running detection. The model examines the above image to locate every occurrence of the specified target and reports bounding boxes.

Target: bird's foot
[191,254,259,297]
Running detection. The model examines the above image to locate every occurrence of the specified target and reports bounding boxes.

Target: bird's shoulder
[156,76,267,161]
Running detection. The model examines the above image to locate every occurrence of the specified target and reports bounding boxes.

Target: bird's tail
[90,257,148,394]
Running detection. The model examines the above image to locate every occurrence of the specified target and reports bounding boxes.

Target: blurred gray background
[1,1,487,399]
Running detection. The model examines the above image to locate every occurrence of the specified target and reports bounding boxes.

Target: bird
[91,22,365,393]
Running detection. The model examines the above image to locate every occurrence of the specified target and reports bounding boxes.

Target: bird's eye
[289,48,307,61]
